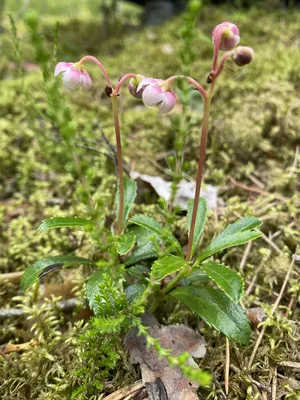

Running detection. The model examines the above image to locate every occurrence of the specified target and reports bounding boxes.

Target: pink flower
[138,80,176,114]
[212,22,240,51]
[129,76,158,99]
[54,62,92,91]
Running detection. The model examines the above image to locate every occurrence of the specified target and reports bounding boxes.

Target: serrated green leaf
[21,256,93,291]
[38,217,94,232]
[151,255,189,280]
[125,283,145,304]
[129,214,182,255]
[198,217,262,262]
[187,198,208,257]
[117,233,136,255]
[171,286,251,344]
[127,264,150,279]
[199,263,243,302]
[180,268,209,285]
[117,177,137,229]
[125,226,159,267]
[86,270,104,309]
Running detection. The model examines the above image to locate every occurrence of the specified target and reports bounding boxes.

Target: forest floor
[0,2,299,399]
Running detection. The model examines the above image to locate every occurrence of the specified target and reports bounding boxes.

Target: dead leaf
[130,171,218,210]
[124,313,206,400]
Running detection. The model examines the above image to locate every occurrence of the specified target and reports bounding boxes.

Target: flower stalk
[111,94,125,235]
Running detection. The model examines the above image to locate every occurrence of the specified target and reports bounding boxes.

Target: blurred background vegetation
[0,0,299,399]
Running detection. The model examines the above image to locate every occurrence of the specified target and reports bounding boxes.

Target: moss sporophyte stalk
[22,21,260,385]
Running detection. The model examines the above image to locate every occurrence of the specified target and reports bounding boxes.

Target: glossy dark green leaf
[199,263,243,302]
[21,256,93,291]
[198,217,262,262]
[127,264,150,279]
[125,283,145,304]
[38,217,94,232]
[171,286,251,344]
[125,226,159,267]
[151,255,189,280]
[117,233,136,255]
[187,198,208,257]
[129,214,182,255]
[179,268,209,285]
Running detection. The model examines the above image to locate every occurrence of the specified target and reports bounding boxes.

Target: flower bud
[231,46,254,66]
[54,62,92,91]
[141,81,176,114]
[212,21,240,51]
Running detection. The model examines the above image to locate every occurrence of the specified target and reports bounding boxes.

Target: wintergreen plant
[21,18,260,385]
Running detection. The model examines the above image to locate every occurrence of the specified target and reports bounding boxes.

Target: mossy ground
[0,2,299,399]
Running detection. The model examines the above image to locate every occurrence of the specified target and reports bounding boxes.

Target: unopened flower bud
[129,75,154,99]
[231,46,254,66]
[212,21,240,51]
[140,80,176,114]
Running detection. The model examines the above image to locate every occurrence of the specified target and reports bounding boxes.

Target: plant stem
[79,55,112,87]
[114,73,137,94]
[111,94,125,235]
[185,84,214,261]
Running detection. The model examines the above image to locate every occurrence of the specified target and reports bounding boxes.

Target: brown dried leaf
[124,314,206,400]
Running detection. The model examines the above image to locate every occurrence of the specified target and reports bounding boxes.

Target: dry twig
[103,381,144,400]
[248,252,297,369]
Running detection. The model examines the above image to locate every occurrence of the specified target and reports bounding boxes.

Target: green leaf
[21,256,93,291]
[117,177,137,228]
[38,217,94,232]
[171,286,251,344]
[117,233,136,255]
[125,226,159,267]
[180,268,209,285]
[187,198,208,257]
[125,283,145,304]
[198,217,262,262]
[199,263,243,302]
[129,214,182,255]
[86,270,104,309]
[127,264,150,279]
[151,255,189,280]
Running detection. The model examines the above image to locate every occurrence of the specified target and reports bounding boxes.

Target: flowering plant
[21,20,260,382]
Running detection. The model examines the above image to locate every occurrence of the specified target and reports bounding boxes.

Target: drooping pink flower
[212,22,240,51]
[129,77,159,99]
[138,80,176,114]
[54,62,92,91]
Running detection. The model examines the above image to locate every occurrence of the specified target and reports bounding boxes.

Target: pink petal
[137,78,160,92]
[142,84,164,107]
[62,67,81,90]
[54,62,73,76]
[80,71,92,91]
[158,91,176,114]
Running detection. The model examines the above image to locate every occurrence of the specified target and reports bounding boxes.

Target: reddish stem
[79,55,113,88]
[185,82,215,261]
[111,94,125,235]
[165,75,207,99]
[211,27,226,74]
[214,51,233,79]
[114,73,137,95]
